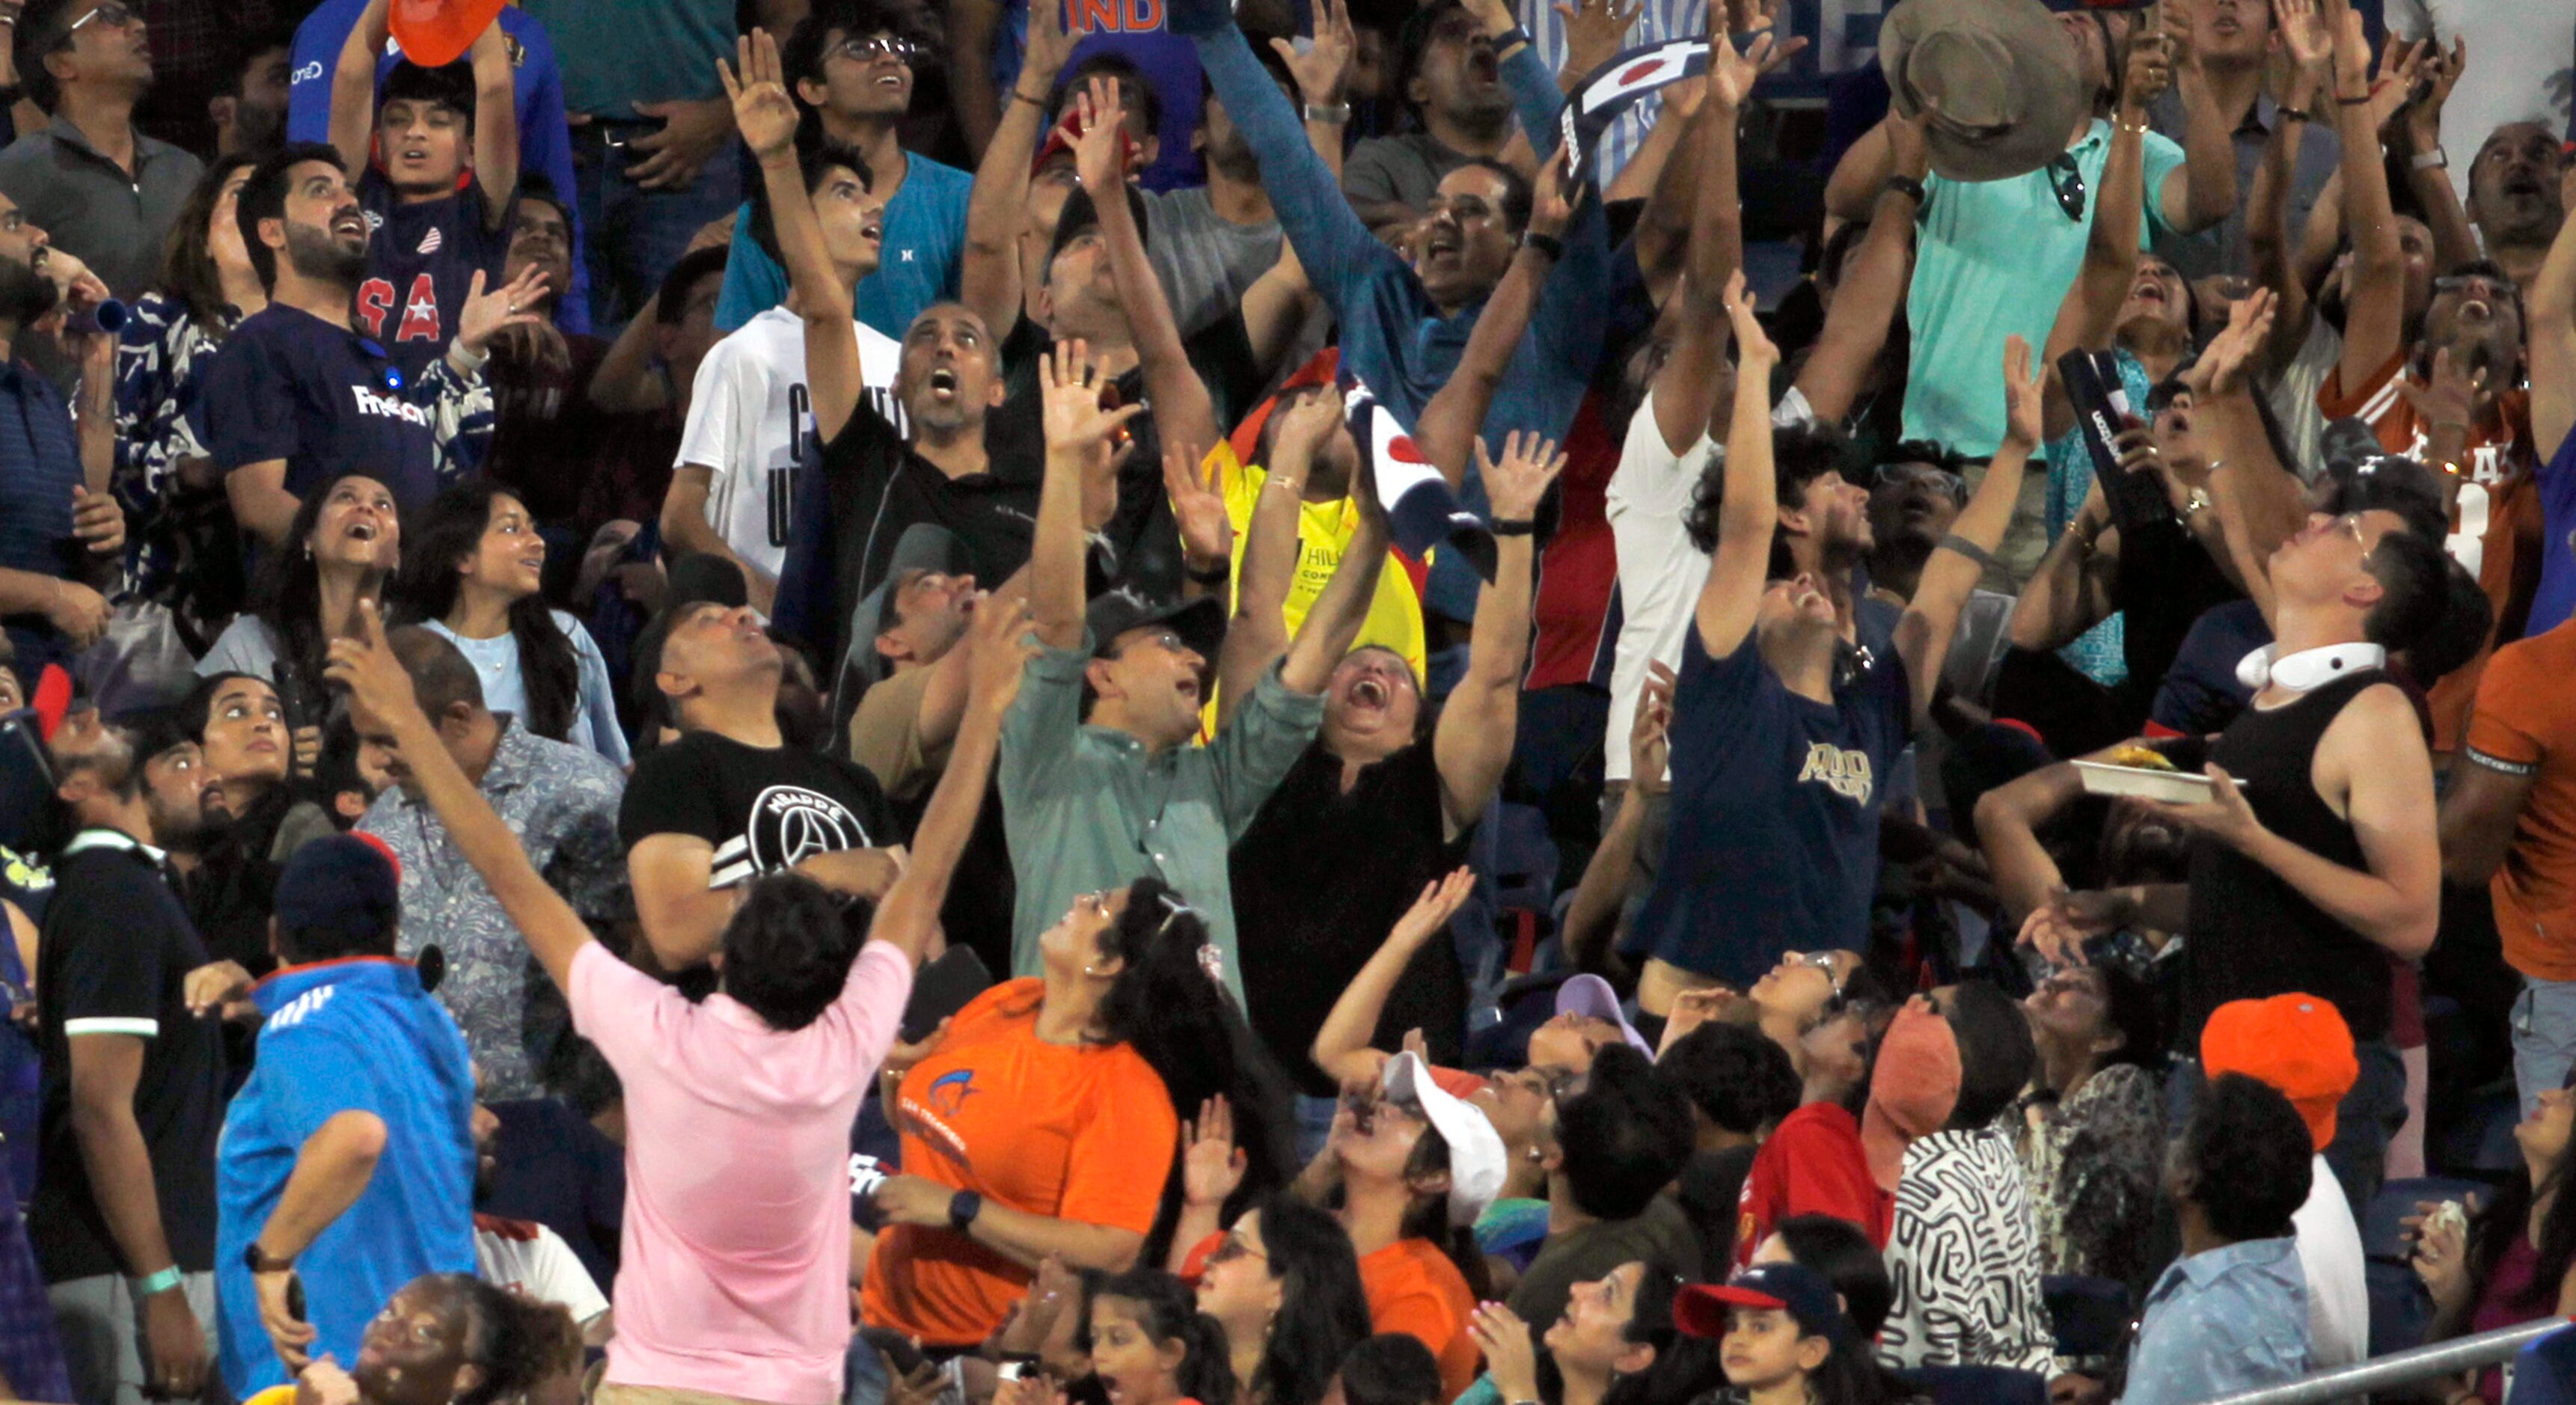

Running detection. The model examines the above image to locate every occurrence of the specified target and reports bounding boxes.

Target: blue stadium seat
[1900,1365,2049,1405]
[2364,1176,2488,1359]
[2043,1275,2133,1359]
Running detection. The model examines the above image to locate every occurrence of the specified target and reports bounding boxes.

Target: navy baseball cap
[273,833,402,946]
[1674,1264,1850,1345]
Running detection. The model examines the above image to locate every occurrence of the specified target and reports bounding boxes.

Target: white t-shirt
[473,1213,611,1327]
[2293,1154,2368,1371]
[1602,389,1811,782]
[675,307,904,580]
[2385,0,2575,201]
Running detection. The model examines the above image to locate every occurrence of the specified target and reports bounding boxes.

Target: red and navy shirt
[357,168,516,379]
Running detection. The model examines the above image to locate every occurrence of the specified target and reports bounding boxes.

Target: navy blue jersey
[357,168,515,379]
[190,303,492,509]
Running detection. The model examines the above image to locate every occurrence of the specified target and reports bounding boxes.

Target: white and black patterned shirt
[1877,1124,2056,1374]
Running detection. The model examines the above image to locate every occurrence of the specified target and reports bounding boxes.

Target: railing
[2200,1317,2571,1405]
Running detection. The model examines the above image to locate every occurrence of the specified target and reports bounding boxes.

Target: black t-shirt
[356,171,515,380]
[1230,741,1472,1096]
[777,400,1038,670]
[1673,1145,1758,1270]
[991,316,1183,600]
[619,729,899,886]
[31,831,226,1279]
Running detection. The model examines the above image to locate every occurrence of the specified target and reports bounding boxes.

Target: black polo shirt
[31,828,225,1280]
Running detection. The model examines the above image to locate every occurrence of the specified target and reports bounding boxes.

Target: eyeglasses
[832,34,920,64]
[2046,153,2087,221]
[63,2,139,39]
[2336,511,2376,565]
[1206,1235,1269,1267]
[1870,461,1968,505]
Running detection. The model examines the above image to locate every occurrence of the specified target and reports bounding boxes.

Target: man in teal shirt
[1001,347,1385,1003]
[713,1,973,337]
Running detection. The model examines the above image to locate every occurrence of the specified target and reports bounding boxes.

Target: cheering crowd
[6,0,2576,1401]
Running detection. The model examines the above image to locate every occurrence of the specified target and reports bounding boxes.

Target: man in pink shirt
[328,597,1035,1405]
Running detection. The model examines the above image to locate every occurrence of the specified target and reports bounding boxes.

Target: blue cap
[273,833,401,945]
[1674,1264,1849,1344]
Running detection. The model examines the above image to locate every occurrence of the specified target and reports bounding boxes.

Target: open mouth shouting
[331,206,368,242]
[926,366,960,401]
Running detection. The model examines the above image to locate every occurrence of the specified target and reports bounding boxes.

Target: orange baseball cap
[2200,994,2358,1152]
[1860,998,1960,1192]
[388,0,507,68]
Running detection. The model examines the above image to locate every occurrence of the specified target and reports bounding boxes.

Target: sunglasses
[61,1,138,41]
[2047,153,2087,221]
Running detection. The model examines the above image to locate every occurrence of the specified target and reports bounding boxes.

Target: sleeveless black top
[2182,669,2393,1044]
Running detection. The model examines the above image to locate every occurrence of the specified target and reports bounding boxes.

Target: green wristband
[131,1265,184,1298]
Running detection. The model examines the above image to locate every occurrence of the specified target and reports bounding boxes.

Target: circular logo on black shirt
[746,785,869,874]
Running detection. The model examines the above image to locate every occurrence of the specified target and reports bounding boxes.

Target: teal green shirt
[999,640,1325,1005]
[521,0,732,111]
[1902,120,2187,458]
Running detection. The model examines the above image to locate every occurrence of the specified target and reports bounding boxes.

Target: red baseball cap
[388,0,508,69]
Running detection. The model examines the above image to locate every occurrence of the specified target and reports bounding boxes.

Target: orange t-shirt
[2320,351,2542,750]
[1359,1238,1480,1401]
[2466,620,2576,980]
[861,979,1179,1345]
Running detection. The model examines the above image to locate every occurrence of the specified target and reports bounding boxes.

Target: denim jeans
[571,131,744,331]
[2513,976,2576,1117]
[2167,1038,2408,1217]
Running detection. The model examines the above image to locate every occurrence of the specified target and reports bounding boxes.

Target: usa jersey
[357,169,514,379]
[674,307,905,581]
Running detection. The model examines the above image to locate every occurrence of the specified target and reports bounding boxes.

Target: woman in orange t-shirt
[1321,1053,1509,1400]
[862,877,1290,1347]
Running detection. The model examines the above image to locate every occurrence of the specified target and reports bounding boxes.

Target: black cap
[630,553,756,723]
[1048,183,1151,270]
[1086,588,1224,661]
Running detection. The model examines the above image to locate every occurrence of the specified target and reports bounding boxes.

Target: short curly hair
[2171,1073,2314,1243]
[721,872,867,1032]
[1656,1020,1799,1137]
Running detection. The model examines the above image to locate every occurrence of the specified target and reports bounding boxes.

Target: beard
[0,257,59,326]
[283,218,368,287]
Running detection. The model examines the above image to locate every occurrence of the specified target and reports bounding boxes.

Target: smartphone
[2057,348,2171,535]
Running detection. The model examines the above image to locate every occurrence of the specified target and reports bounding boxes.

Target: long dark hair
[159,153,261,328]
[1094,877,1297,1264]
[1535,1265,1697,1405]
[1246,1196,1372,1405]
[249,470,397,727]
[1080,1269,1237,1405]
[392,482,579,741]
[2466,1127,2576,1315]
[1392,1118,1495,1302]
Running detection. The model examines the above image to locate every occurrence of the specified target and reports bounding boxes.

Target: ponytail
[1094,878,1297,1264]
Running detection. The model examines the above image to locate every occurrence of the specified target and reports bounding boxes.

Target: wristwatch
[243,1243,294,1275]
[2411,146,2450,171]
[1303,102,1350,124]
[948,1189,984,1234]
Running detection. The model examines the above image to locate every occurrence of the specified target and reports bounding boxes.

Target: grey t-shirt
[1141,186,1282,338]
[1341,132,1469,219]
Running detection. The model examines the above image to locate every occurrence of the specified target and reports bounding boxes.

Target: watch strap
[948,1188,984,1234]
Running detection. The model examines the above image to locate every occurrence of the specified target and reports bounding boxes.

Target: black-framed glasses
[2046,153,2087,221]
[832,34,920,64]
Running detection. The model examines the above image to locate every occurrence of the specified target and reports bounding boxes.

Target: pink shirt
[571,940,913,1404]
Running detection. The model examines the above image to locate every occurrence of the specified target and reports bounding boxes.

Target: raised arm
[1795,113,1925,426]
[1694,271,1782,656]
[2249,0,2331,376]
[1649,40,1749,453]
[326,602,592,997]
[1271,0,1359,181]
[960,0,1076,337]
[2156,6,2237,234]
[1824,115,1897,224]
[2399,38,2481,275]
[1032,342,1144,649]
[1183,18,1386,316]
[724,31,866,444]
[1433,434,1562,834]
[468,16,521,224]
[1414,147,1573,488]
[2040,42,2159,440]
[1899,337,2039,725]
[948,0,1006,155]
[868,597,1034,963]
[1077,79,1223,460]
[2005,481,2117,652]
[328,0,389,181]
[1310,870,1477,1085]
[1216,395,1336,728]
[2331,3,2408,393]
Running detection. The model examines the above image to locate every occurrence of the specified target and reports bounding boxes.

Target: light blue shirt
[2123,1237,2313,1405]
[423,613,632,768]
[1904,120,2185,458]
[712,155,974,338]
